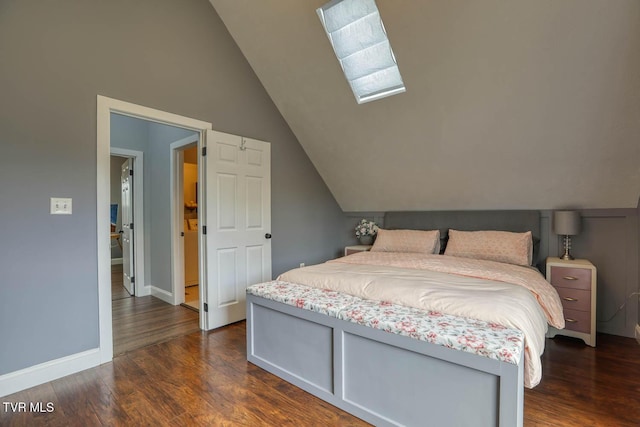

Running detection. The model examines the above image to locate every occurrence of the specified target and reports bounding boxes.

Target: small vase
[359,235,374,245]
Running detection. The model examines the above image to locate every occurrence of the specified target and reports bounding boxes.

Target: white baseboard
[136,284,151,297]
[150,286,174,305]
[0,349,100,398]
[635,324,640,345]
[111,257,123,265]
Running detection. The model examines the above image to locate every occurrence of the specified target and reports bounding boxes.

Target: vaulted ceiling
[210,0,640,211]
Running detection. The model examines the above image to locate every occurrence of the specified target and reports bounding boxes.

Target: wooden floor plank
[110,264,131,301]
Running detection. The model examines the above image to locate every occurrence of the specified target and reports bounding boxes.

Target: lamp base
[561,235,574,261]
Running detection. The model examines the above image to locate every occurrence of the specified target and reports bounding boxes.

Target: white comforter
[278,252,564,388]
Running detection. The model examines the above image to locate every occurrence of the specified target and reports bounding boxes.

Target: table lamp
[553,210,581,260]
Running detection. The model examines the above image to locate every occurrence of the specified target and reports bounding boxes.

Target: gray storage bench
[246,281,524,427]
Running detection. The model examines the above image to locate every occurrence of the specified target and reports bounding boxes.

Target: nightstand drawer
[546,257,597,346]
[550,267,592,290]
[555,287,591,312]
[562,308,591,333]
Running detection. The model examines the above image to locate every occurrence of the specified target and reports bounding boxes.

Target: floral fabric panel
[247,281,524,366]
[247,280,360,317]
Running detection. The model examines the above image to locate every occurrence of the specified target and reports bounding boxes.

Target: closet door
[202,130,271,330]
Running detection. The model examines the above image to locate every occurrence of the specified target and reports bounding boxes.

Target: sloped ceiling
[210,0,640,211]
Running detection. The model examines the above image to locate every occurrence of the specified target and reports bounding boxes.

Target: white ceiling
[210,0,640,211]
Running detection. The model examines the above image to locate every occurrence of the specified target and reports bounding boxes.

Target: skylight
[317,0,405,104]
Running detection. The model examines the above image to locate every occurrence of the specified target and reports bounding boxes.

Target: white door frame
[97,95,212,363]
[110,148,146,297]
[170,135,199,306]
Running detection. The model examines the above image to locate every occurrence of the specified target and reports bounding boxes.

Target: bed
[246,211,564,426]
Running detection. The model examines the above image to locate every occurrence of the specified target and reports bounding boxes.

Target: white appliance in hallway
[183,152,200,311]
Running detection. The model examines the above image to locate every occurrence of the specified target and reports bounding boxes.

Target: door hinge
[202,146,207,156]
[130,222,134,230]
[131,276,135,284]
[202,225,207,235]
[129,169,133,176]
[203,303,208,312]
[180,231,184,237]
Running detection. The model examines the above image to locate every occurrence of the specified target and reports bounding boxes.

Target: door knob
[265,233,272,239]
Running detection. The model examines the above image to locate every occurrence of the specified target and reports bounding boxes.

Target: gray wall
[148,122,197,293]
[0,0,346,375]
[212,1,640,213]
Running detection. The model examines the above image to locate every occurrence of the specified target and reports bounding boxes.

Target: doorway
[109,147,145,299]
[109,117,202,355]
[169,137,200,312]
[97,96,273,363]
[109,154,135,301]
[97,96,212,363]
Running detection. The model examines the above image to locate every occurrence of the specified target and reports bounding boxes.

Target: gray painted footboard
[246,295,524,427]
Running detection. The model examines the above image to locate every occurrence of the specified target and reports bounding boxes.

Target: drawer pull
[563,276,578,281]
[565,318,578,323]
[562,297,578,302]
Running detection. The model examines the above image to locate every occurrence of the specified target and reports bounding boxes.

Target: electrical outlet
[299,263,305,268]
[635,324,640,345]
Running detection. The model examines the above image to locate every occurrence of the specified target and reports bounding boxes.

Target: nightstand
[546,257,597,347]
[344,245,372,256]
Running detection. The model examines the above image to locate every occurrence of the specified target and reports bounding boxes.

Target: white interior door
[204,130,271,330]
[121,158,135,296]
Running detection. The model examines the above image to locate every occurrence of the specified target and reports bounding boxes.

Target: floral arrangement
[355,218,378,238]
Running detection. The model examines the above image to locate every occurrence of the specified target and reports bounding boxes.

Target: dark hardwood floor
[0,322,367,426]
[110,264,200,356]
[110,264,131,301]
[1,327,638,426]
[112,295,200,356]
[525,334,640,426]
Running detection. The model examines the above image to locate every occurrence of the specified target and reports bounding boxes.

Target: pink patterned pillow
[370,229,440,254]
[444,230,533,266]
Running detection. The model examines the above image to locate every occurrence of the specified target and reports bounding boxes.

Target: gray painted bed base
[247,295,524,427]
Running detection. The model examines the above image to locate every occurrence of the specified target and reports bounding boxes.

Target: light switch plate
[50,197,72,215]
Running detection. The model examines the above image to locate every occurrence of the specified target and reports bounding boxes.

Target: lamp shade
[553,211,581,236]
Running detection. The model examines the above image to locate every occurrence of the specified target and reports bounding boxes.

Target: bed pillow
[370,229,440,254]
[444,229,533,266]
